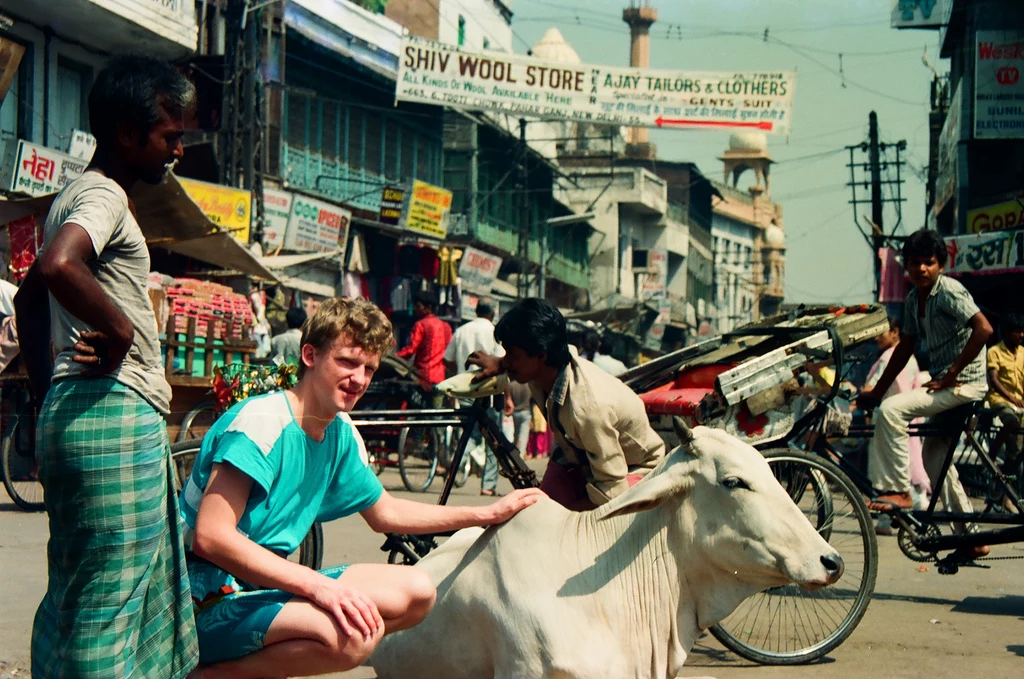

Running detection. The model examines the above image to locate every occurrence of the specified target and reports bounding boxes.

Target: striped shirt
[903,275,987,388]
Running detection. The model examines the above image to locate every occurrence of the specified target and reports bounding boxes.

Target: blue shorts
[192,565,350,665]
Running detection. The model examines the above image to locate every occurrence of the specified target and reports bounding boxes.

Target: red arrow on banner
[654,117,774,131]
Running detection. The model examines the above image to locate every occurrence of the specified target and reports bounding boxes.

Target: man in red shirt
[397,291,452,391]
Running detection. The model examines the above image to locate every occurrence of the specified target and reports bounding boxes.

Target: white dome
[531,27,581,64]
[729,131,768,152]
[764,225,785,249]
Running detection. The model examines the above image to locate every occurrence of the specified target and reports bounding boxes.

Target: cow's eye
[722,477,750,491]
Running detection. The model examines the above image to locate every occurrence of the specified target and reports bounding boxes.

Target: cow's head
[597,418,842,626]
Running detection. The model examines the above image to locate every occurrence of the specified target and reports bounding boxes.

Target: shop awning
[132,174,278,280]
[258,250,345,269]
[277,276,336,297]
[1,174,278,281]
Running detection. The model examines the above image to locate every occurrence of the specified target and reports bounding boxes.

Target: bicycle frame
[782,401,1024,553]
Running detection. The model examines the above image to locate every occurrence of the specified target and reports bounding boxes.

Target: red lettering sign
[997,66,1020,85]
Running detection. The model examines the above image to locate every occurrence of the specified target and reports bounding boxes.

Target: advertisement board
[9,140,88,197]
[934,82,961,214]
[459,246,503,294]
[178,177,252,243]
[947,227,1024,276]
[397,36,795,135]
[0,37,25,107]
[966,197,1024,234]
[974,30,1024,139]
[379,186,405,226]
[640,248,669,297]
[890,0,950,29]
[405,179,452,239]
[285,194,352,256]
[261,188,294,250]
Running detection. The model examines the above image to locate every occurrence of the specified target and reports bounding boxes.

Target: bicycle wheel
[398,426,437,492]
[169,440,323,569]
[176,402,218,443]
[710,449,877,665]
[1,417,44,511]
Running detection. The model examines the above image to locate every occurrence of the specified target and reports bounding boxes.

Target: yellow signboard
[967,198,1024,234]
[405,179,452,240]
[179,177,252,243]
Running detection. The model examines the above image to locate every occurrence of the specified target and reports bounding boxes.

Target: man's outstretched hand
[480,488,546,524]
[466,351,502,383]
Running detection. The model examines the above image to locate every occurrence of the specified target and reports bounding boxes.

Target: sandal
[480,489,500,497]
[867,492,912,513]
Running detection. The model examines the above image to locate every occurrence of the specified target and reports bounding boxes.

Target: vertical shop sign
[379,186,405,226]
[641,248,669,297]
[0,37,25,107]
[261,188,293,250]
[974,30,1024,139]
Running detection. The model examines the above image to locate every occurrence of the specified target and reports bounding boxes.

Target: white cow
[372,420,843,679]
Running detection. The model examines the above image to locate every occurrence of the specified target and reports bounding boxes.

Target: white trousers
[868,383,987,533]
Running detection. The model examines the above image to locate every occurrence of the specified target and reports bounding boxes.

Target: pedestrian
[179,298,542,678]
[469,298,665,510]
[859,229,993,560]
[504,380,532,455]
[270,307,307,365]
[14,55,199,678]
[864,316,931,534]
[443,300,504,496]
[986,314,1024,513]
[527,403,552,459]
[396,290,451,395]
[592,335,628,377]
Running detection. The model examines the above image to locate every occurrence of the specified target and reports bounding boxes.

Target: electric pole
[517,119,530,299]
[846,112,907,302]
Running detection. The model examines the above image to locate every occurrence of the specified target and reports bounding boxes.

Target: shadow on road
[683,635,837,668]
[953,595,1024,617]
[1008,645,1024,657]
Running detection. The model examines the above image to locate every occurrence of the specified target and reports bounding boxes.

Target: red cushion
[673,363,736,389]
[640,388,714,416]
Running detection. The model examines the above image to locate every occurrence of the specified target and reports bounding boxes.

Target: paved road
[2,462,1023,678]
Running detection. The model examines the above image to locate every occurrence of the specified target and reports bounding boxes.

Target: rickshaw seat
[640,364,737,416]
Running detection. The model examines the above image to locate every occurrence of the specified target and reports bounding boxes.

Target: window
[0,40,32,145]
[53,56,92,151]
[458,15,466,46]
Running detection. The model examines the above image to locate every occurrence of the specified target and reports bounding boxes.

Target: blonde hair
[299,297,393,376]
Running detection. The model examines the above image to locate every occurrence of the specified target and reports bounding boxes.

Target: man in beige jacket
[469,298,665,510]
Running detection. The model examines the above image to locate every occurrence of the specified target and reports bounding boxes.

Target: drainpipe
[42,26,52,147]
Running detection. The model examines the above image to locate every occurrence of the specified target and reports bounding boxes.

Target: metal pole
[868,110,883,302]
[517,118,529,298]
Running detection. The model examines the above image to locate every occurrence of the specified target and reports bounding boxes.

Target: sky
[504,0,941,305]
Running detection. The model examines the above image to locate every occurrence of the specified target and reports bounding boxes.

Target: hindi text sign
[947,227,1024,275]
[459,246,503,294]
[405,179,452,239]
[261,188,293,250]
[397,36,795,135]
[9,140,88,197]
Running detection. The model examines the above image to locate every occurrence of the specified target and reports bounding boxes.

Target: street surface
[2,460,1022,678]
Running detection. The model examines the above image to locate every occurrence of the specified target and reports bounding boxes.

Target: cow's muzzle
[820,552,844,584]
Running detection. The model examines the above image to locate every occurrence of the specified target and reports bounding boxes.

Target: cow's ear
[597,469,694,520]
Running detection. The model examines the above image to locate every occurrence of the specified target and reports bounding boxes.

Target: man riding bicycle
[179,298,543,678]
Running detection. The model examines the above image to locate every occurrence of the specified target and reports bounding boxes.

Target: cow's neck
[573,501,689,675]
[683,558,772,632]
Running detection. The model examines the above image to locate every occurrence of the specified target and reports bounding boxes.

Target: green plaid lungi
[31,377,199,679]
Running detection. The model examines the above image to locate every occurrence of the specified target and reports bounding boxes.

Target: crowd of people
[10,52,1024,679]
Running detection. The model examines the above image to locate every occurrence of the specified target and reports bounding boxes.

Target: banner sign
[459,245,503,294]
[947,227,1024,276]
[644,297,673,351]
[405,179,452,239]
[261,188,293,250]
[9,140,87,197]
[967,197,1024,234]
[974,30,1024,139]
[379,186,405,226]
[285,194,352,255]
[397,36,795,135]
[891,0,950,29]
[0,37,25,107]
[935,81,961,214]
[178,177,252,243]
[641,248,669,297]
[67,130,97,161]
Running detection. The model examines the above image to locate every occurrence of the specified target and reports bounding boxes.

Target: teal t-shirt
[179,391,383,599]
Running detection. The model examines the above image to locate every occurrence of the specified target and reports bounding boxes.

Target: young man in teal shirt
[180,297,543,678]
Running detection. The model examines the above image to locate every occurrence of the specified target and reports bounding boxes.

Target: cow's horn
[672,416,694,445]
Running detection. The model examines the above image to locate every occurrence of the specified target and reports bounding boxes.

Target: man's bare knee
[323,620,385,669]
